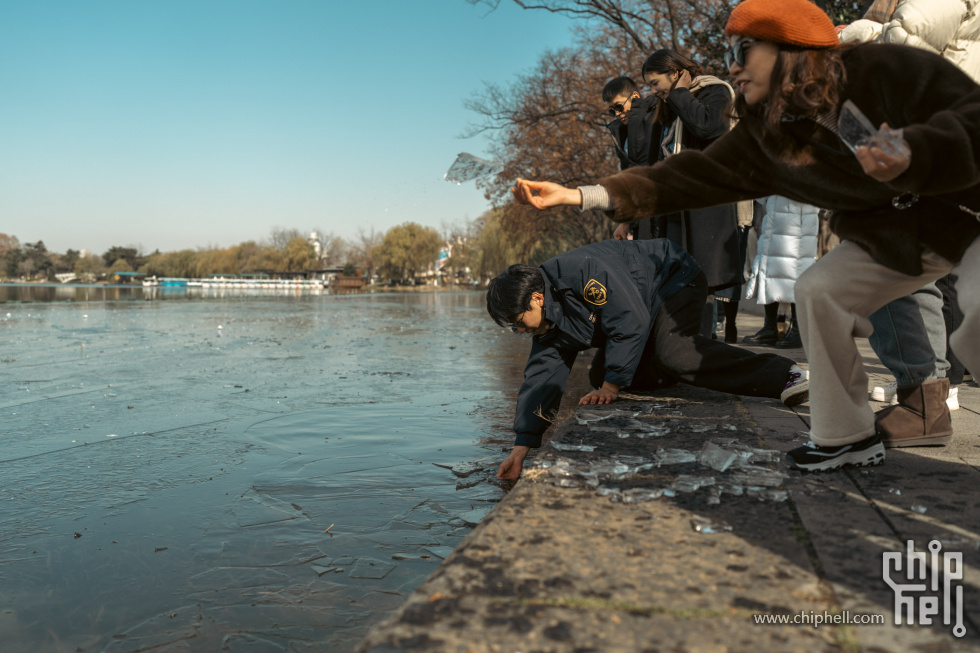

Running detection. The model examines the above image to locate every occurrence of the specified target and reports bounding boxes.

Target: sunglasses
[607,95,635,116]
[505,309,529,333]
[725,38,757,69]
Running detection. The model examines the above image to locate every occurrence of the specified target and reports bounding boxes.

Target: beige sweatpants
[795,237,980,446]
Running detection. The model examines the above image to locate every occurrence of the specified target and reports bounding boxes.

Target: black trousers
[592,273,795,398]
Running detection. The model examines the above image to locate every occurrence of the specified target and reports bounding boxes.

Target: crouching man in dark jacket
[487,239,809,479]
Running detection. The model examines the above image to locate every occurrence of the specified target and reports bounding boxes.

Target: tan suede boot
[875,378,953,448]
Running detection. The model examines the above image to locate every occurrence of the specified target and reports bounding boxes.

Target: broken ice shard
[444,153,502,184]
[699,441,737,472]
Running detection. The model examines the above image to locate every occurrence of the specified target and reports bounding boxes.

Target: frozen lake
[0,285,582,652]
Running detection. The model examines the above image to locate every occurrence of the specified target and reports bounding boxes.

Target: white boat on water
[142,275,325,290]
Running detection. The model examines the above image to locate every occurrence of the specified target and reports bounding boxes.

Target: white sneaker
[871,380,959,410]
[871,381,897,403]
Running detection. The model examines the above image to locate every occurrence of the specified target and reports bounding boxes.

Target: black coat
[655,83,742,292]
[605,95,659,170]
[512,239,701,447]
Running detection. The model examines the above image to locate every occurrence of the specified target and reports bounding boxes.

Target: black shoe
[786,432,885,471]
[743,327,778,345]
[774,323,802,349]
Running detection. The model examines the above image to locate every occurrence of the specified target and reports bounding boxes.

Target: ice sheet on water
[348,558,395,580]
[432,461,483,478]
[699,441,737,472]
[444,153,502,184]
[425,546,455,559]
[456,506,493,526]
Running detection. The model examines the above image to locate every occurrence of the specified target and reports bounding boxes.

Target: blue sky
[0,1,577,255]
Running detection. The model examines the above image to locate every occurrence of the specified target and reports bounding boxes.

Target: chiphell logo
[883,540,965,637]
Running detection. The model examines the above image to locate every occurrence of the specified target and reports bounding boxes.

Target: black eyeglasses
[505,309,528,333]
[607,95,634,116]
[725,38,757,69]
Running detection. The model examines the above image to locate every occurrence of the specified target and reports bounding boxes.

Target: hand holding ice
[837,100,910,159]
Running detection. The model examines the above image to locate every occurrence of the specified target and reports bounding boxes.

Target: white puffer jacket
[840,0,980,82]
[745,196,819,305]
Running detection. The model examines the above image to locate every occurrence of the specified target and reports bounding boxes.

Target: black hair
[640,49,703,82]
[602,76,639,103]
[486,264,544,327]
[641,50,705,126]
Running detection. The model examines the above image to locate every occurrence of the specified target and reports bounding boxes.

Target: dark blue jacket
[512,239,700,447]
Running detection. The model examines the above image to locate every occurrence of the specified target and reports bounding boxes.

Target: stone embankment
[357,321,980,652]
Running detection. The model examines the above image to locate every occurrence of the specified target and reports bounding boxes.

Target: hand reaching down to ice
[497,445,530,480]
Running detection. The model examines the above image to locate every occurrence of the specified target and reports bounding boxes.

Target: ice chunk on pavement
[552,442,596,452]
[588,461,632,479]
[614,488,664,503]
[691,515,733,533]
[699,442,737,472]
[548,458,593,478]
[731,465,788,488]
[672,474,715,493]
[656,448,696,465]
[576,407,638,424]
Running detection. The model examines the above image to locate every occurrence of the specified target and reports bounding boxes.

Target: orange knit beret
[725,0,839,48]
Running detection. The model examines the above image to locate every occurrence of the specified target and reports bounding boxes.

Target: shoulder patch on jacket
[583,279,607,306]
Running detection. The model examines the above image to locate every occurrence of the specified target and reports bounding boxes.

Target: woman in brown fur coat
[511,0,980,471]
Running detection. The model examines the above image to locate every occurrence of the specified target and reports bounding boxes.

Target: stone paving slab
[356,313,980,652]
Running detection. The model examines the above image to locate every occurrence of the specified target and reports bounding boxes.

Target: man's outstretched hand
[497,445,531,480]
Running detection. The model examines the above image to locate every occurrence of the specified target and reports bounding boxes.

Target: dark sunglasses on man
[607,94,636,116]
